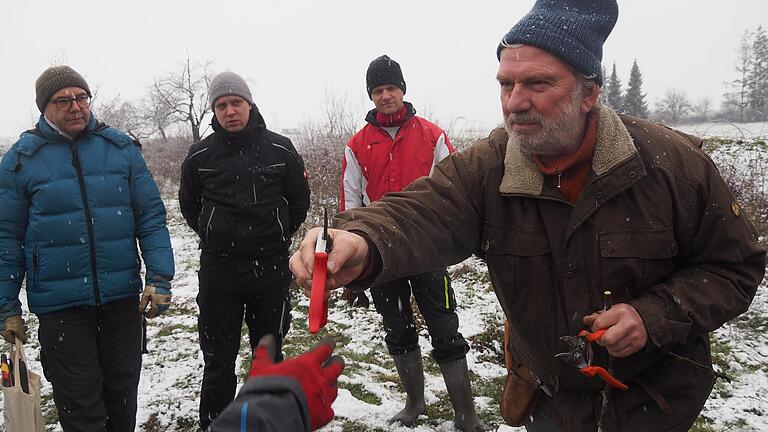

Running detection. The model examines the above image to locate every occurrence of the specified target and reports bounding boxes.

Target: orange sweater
[534,114,597,204]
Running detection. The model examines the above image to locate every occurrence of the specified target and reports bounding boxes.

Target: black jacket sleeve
[283,139,310,235]
[209,376,310,432]
[178,145,203,234]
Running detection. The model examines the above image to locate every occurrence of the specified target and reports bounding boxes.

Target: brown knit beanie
[35,66,91,112]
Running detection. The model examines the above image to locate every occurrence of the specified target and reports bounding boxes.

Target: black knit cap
[496,0,618,85]
[35,65,91,112]
[366,55,406,99]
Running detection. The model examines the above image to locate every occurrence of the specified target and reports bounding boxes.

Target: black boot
[439,357,489,432]
[389,349,426,426]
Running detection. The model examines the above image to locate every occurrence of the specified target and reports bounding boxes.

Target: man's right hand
[289,227,371,291]
[1,315,28,344]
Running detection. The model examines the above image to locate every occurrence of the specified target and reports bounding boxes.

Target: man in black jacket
[179,71,310,429]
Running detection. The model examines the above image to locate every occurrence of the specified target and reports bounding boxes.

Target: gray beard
[504,90,585,157]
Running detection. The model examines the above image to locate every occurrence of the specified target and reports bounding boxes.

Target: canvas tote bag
[2,338,43,431]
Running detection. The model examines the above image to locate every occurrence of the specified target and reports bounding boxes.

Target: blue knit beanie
[496,0,618,85]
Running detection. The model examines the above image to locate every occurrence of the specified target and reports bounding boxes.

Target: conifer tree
[723,30,753,121]
[622,60,649,118]
[747,26,768,120]
[604,62,624,111]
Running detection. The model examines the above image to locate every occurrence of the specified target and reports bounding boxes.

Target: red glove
[249,335,345,431]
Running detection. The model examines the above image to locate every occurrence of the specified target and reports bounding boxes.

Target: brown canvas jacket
[335,103,766,431]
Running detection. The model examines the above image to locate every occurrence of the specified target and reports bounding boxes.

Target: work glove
[341,288,370,308]
[249,334,345,431]
[1,315,28,344]
[139,285,171,318]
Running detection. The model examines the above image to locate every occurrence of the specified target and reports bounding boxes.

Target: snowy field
[678,121,768,140]
[1,122,767,431]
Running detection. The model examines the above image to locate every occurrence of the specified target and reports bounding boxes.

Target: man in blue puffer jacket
[0,65,175,431]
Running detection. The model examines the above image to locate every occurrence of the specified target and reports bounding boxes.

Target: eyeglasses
[50,95,90,111]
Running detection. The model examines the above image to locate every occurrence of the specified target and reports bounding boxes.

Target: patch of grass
[175,414,198,430]
[468,316,505,364]
[342,348,389,368]
[338,381,382,405]
[42,391,59,426]
[173,372,202,390]
[162,305,197,317]
[339,420,389,432]
[373,370,400,385]
[423,356,441,376]
[716,385,734,399]
[709,335,733,374]
[689,415,716,432]
[734,312,768,336]
[450,262,491,285]
[473,374,506,405]
[140,413,163,432]
[725,418,749,429]
[156,323,198,337]
[473,375,506,427]
[425,391,454,423]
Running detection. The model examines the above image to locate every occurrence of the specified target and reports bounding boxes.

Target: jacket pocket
[196,201,236,253]
[598,227,678,298]
[248,163,287,206]
[481,224,553,313]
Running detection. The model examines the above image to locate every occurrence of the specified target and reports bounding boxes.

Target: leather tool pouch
[501,362,541,426]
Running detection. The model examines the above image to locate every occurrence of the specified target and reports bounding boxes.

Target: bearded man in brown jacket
[290,0,766,430]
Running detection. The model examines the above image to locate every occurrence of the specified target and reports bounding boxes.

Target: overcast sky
[1,0,766,139]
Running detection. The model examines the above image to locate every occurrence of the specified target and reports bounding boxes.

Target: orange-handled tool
[309,208,332,334]
[555,328,629,391]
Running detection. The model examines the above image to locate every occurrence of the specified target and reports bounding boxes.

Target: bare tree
[654,89,692,125]
[147,91,174,142]
[94,95,155,141]
[293,91,361,240]
[150,56,213,142]
[692,97,713,123]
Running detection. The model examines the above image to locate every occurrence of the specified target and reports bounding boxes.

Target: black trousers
[197,252,292,430]
[371,268,469,363]
[37,297,142,432]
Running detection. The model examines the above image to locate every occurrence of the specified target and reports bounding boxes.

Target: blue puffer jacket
[0,115,174,315]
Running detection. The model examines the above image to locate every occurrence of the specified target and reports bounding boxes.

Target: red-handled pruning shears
[309,208,332,334]
[555,328,629,390]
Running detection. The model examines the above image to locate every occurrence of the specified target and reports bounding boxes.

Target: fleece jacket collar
[499,102,636,195]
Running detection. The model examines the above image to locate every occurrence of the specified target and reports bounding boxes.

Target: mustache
[505,112,544,126]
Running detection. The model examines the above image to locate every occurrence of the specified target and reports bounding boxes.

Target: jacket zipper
[69,142,101,305]
[205,206,216,243]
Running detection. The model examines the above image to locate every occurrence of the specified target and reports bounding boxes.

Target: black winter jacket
[179,110,310,258]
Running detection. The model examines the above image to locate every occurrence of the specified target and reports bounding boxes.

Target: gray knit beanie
[35,65,91,112]
[208,71,254,109]
[497,0,618,85]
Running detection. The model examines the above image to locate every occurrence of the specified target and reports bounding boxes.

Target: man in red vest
[338,55,485,431]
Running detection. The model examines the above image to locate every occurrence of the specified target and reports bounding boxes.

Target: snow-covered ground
[1,122,767,431]
[678,121,768,140]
